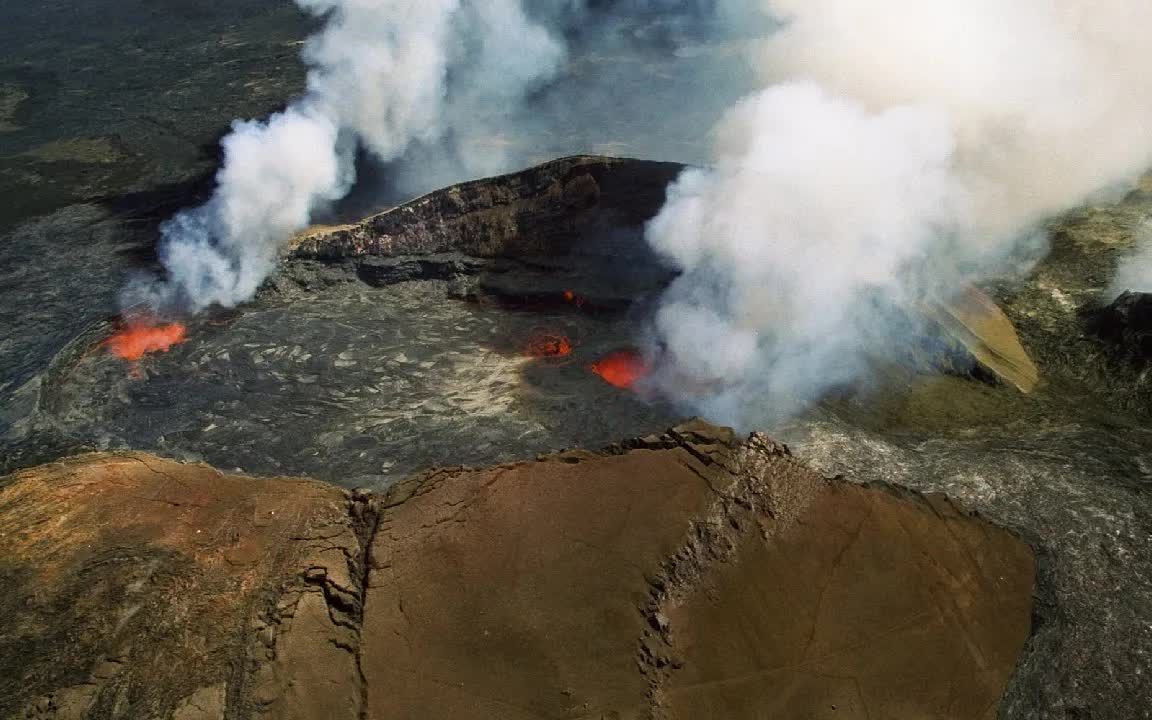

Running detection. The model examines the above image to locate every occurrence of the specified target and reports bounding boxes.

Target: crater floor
[43,281,676,488]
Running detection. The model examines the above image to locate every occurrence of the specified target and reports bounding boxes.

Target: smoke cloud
[126,0,765,313]
[123,0,1152,427]
[127,0,569,313]
[372,1,767,202]
[1110,223,1152,299]
[644,0,1152,426]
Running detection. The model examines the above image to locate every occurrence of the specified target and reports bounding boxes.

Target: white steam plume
[126,0,566,314]
[373,1,768,202]
[1110,224,1152,299]
[645,0,1152,426]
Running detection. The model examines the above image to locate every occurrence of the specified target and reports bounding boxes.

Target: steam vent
[4,1,1152,719]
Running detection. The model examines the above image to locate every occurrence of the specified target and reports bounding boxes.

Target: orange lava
[591,349,648,390]
[524,332,573,358]
[107,320,188,361]
[563,289,586,308]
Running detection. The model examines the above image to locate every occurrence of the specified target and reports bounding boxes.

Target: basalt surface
[5,157,692,486]
[10,156,1032,488]
[0,422,1035,720]
[282,156,689,318]
[0,0,311,229]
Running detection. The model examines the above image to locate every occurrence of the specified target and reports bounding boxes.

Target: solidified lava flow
[591,349,648,389]
[106,320,188,361]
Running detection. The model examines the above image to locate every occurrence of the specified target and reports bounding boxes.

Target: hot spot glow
[524,332,573,358]
[107,320,188,361]
[563,289,585,308]
[591,349,648,390]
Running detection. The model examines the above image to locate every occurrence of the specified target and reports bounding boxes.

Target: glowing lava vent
[524,331,573,359]
[106,318,188,361]
[591,349,648,390]
[562,289,586,308]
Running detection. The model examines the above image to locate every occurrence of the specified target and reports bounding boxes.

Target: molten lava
[591,349,648,390]
[524,332,573,358]
[107,320,188,361]
[563,289,586,308]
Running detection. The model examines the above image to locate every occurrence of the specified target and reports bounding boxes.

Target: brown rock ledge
[0,422,1035,719]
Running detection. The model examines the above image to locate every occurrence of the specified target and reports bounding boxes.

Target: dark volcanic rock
[0,423,1035,719]
[353,253,490,286]
[282,155,684,313]
[1088,290,1152,362]
[291,155,684,261]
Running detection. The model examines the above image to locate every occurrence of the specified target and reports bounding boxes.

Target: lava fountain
[106,319,188,361]
[591,349,648,390]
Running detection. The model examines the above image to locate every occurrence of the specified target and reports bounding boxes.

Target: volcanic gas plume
[643,0,1152,427]
[109,0,1152,420]
[119,1,756,321]
[1111,223,1152,300]
[121,0,572,316]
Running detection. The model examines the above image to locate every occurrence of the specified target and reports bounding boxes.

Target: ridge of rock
[1,423,1034,719]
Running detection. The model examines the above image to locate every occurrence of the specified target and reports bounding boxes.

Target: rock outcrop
[290,155,683,263]
[281,155,683,315]
[1088,290,1152,363]
[1,422,1035,719]
[0,452,365,720]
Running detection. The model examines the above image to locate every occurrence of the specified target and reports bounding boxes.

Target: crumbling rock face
[0,423,1034,719]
